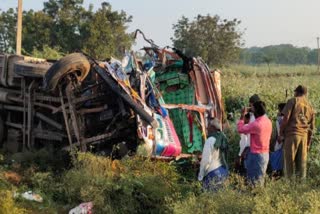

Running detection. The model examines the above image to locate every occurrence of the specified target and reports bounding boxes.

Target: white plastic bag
[20,191,43,202]
[69,202,93,214]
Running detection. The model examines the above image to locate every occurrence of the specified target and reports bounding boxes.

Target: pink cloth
[237,115,272,154]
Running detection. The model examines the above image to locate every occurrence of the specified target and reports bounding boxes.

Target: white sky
[1,0,320,49]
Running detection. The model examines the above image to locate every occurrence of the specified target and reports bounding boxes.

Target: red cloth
[237,115,272,154]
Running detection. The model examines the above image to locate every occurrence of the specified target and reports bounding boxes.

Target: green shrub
[171,176,320,214]
[31,45,63,60]
[54,153,184,213]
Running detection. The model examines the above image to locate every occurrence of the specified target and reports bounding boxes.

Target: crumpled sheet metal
[102,39,223,156]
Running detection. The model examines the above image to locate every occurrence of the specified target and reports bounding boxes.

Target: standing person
[248,94,261,122]
[235,113,251,176]
[269,103,287,177]
[279,85,315,179]
[237,101,272,186]
[198,118,228,191]
[274,103,287,151]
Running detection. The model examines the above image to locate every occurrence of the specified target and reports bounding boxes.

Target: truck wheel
[14,61,52,78]
[43,53,90,91]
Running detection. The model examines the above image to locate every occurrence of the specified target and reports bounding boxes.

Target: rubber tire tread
[44,53,90,91]
[14,61,52,78]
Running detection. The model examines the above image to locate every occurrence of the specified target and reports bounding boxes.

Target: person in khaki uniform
[280,85,315,178]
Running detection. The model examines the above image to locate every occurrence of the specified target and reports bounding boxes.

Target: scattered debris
[69,202,93,214]
[15,191,43,203]
[3,171,21,185]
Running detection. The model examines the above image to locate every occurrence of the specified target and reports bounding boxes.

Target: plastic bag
[69,202,93,214]
[19,191,43,202]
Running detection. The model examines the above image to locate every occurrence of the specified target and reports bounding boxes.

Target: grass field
[225,64,320,77]
[223,64,320,117]
[1,64,320,213]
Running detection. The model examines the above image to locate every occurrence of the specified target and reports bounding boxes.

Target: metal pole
[16,0,23,55]
[317,37,320,72]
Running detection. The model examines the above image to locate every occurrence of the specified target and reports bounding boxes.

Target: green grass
[224,64,319,77]
[222,65,320,117]
[1,64,320,213]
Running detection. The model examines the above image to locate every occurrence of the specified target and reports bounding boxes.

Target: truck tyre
[43,53,90,91]
[14,61,52,78]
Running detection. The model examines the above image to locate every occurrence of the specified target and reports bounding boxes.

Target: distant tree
[42,0,87,52]
[239,48,252,64]
[0,1,133,58]
[171,15,243,67]
[22,10,54,54]
[0,8,17,53]
[307,49,317,64]
[81,2,133,59]
[262,55,273,72]
[241,44,314,65]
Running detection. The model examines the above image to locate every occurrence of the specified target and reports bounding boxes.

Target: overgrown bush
[49,153,186,213]
[0,190,26,214]
[31,45,63,60]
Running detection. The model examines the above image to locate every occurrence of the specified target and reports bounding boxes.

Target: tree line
[240,44,318,65]
[1,0,315,67]
[0,0,243,67]
[0,0,133,59]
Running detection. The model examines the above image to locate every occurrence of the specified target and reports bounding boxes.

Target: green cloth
[155,70,204,153]
[208,131,229,169]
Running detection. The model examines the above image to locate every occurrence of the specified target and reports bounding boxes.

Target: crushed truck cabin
[0,30,223,159]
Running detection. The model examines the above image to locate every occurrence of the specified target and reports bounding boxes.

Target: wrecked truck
[0,30,223,158]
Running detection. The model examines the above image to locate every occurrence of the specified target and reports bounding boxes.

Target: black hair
[249,94,261,104]
[253,101,266,118]
[278,103,286,112]
[294,85,307,96]
[244,113,250,119]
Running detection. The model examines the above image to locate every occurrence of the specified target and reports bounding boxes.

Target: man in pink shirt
[237,101,272,185]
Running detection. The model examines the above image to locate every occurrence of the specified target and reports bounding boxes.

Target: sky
[1,0,320,49]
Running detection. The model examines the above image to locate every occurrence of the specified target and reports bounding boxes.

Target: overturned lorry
[0,31,223,158]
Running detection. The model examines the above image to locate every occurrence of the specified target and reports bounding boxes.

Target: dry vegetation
[1,64,320,213]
